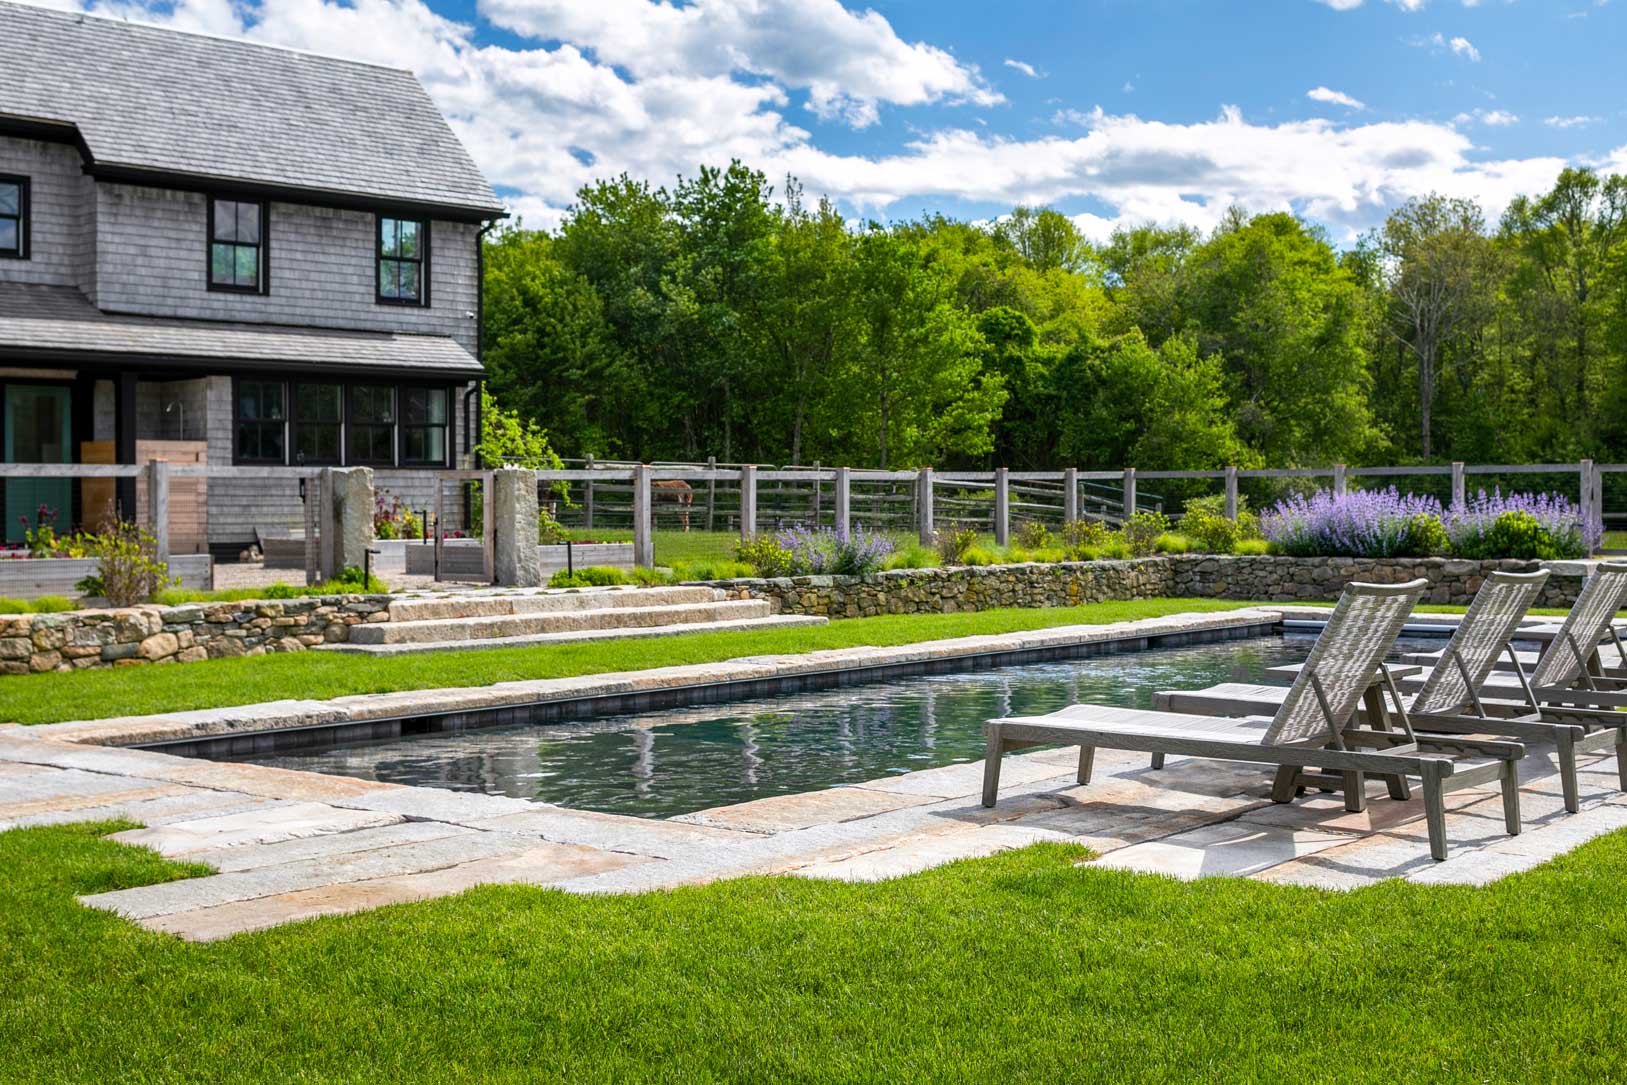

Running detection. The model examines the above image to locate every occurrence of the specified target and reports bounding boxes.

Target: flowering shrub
[1445,490,1591,560]
[1260,488,1447,558]
[1120,511,1172,557]
[373,491,422,541]
[73,523,175,605]
[934,527,979,565]
[773,524,895,576]
[734,534,793,577]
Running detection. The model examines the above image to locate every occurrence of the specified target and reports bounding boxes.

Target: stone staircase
[326,585,827,654]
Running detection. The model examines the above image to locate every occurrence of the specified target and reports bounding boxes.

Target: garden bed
[0,553,213,602]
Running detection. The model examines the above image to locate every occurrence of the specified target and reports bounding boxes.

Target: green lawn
[0,599,1256,726]
[3,821,1624,1081]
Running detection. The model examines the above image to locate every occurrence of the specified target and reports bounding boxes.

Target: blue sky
[56,0,1627,240]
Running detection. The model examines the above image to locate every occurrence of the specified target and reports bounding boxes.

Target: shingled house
[0,1,504,554]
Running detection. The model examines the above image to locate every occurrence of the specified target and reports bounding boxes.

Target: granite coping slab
[111,802,405,857]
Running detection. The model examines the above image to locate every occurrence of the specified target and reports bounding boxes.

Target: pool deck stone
[3,605,1627,939]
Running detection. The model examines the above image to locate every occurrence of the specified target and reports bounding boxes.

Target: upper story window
[0,176,27,259]
[377,216,428,305]
[209,198,267,293]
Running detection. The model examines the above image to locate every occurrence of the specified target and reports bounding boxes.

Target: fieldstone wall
[1166,555,1583,607]
[0,595,391,675]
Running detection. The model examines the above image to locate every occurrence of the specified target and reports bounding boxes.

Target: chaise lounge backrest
[1529,561,1627,690]
[1263,579,1428,748]
[1411,570,1550,716]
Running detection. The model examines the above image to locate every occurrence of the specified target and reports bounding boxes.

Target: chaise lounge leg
[1500,760,1522,837]
[1617,733,1627,792]
[1422,764,1448,861]
[1150,753,1165,770]
[1077,746,1096,786]
[1270,765,1298,804]
[982,725,1004,808]
[1343,770,1368,814]
[1556,732,1580,814]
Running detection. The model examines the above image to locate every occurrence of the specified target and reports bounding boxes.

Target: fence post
[1121,468,1137,521]
[1332,464,1347,497]
[632,464,654,568]
[1593,463,1605,553]
[706,456,717,532]
[583,454,595,530]
[318,467,337,581]
[481,471,495,584]
[834,467,851,537]
[1580,459,1597,555]
[1224,466,1239,521]
[1063,467,1079,524]
[812,460,822,524]
[1451,462,1466,509]
[917,467,935,545]
[147,460,170,563]
[995,467,1010,546]
[433,481,444,581]
[304,474,320,587]
[739,464,757,539]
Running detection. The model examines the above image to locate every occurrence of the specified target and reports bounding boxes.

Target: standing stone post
[147,459,170,562]
[481,472,495,584]
[1333,464,1348,497]
[1121,468,1137,522]
[1063,467,1079,525]
[1451,462,1466,509]
[917,467,935,545]
[1224,465,1239,521]
[632,464,654,567]
[322,466,374,578]
[739,464,757,539]
[834,467,851,537]
[492,467,543,586]
[994,467,1010,546]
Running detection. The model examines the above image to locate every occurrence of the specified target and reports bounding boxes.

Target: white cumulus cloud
[1307,86,1367,110]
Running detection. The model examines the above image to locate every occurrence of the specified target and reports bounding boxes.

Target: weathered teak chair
[983,579,1525,861]
[1164,572,1620,810]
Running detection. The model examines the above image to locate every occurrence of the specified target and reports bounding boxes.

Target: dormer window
[0,176,26,259]
[377,215,428,305]
[208,198,267,293]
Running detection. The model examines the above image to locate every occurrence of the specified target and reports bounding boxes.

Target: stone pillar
[994,467,1010,546]
[917,467,935,545]
[1224,465,1239,521]
[493,467,543,586]
[323,466,374,578]
[834,467,851,537]
[1063,468,1079,524]
[632,464,654,568]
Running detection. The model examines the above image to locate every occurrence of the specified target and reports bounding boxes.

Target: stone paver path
[4,719,1625,941]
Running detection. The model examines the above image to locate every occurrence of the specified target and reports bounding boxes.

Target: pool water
[239,635,1367,819]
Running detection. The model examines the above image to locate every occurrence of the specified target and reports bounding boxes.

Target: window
[348,385,396,464]
[235,379,285,463]
[209,198,266,293]
[377,216,427,305]
[402,387,448,465]
[0,176,26,259]
[292,383,342,464]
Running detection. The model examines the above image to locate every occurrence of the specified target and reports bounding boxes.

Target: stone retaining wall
[0,595,391,675]
[720,555,1586,617]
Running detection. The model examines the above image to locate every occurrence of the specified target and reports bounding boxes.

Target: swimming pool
[238,635,1357,818]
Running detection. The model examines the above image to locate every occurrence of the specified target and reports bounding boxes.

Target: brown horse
[651,479,693,532]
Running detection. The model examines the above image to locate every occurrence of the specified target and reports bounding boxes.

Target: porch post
[114,372,137,521]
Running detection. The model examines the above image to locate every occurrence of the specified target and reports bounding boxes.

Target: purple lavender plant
[1444,489,1592,559]
[1259,488,1445,558]
[774,524,895,576]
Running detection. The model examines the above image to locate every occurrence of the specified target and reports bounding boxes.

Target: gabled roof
[0,0,504,221]
[0,284,483,377]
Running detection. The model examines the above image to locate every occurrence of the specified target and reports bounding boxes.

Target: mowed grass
[4,821,1626,1082]
[0,598,1256,726]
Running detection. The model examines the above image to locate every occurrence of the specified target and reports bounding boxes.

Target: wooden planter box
[0,553,213,601]
[404,541,634,580]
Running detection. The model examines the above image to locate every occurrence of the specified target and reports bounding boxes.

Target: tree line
[481,162,1627,472]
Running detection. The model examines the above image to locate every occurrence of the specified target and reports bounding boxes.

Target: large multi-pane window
[376,216,427,305]
[235,380,286,463]
[292,383,342,464]
[348,385,396,465]
[209,198,266,292]
[401,388,448,465]
[0,176,26,259]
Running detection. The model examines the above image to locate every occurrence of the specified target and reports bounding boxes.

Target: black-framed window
[292,383,342,464]
[0,176,27,259]
[402,387,449,465]
[235,379,285,463]
[377,216,427,305]
[348,385,396,465]
[209,198,266,293]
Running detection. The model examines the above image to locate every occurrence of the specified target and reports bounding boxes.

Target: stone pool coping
[10,607,1283,750]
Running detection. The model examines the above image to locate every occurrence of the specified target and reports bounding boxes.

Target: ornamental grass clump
[774,524,895,576]
[1444,490,1592,560]
[1260,488,1446,558]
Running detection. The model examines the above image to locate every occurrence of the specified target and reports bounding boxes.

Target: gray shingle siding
[93,183,480,352]
[0,136,96,296]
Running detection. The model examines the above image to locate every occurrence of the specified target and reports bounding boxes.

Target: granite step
[324,613,829,655]
[387,585,723,623]
[351,598,776,645]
